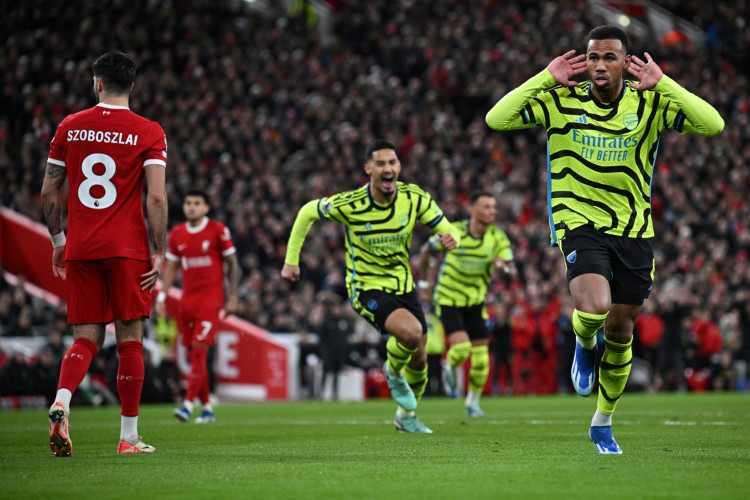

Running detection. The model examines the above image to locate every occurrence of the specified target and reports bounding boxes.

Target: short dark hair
[91,52,136,95]
[185,189,210,205]
[365,140,397,162]
[586,25,629,53]
[470,190,494,204]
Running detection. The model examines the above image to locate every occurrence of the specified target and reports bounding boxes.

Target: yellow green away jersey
[317,182,447,296]
[487,71,726,246]
[523,80,685,243]
[431,220,513,307]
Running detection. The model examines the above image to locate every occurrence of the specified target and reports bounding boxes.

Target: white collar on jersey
[186,217,209,234]
[96,103,130,110]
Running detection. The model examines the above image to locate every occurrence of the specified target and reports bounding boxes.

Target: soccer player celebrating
[156,189,240,424]
[486,25,724,453]
[281,140,461,433]
[41,51,168,456]
[417,191,516,417]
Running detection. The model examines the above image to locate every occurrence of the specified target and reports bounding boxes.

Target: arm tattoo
[42,162,66,235]
[46,163,66,179]
[42,200,62,234]
[43,200,55,222]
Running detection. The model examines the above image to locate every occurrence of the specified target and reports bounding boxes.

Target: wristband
[156,291,166,303]
[417,280,430,290]
[51,232,66,248]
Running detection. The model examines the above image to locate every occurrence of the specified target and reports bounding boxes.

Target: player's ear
[623,54,632,70]
[364,162,371,176]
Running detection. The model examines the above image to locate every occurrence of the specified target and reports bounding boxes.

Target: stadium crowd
[1,0,749,400]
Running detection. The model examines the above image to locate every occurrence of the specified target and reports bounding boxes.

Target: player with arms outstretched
[486,25,724,453]
[282,140,461,433]
[418,191,516,417]
[156,189,240,424]
[41,51,168,456]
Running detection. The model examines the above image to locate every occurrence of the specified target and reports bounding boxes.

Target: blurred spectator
[152,315,182,403]
[0,351,33,396]
[487,297,513,395]
[30,347,59,405]
[634,300,665,377]
[309,292,352,401]
[656,288,691,391]
[140,349,166,404]
[509,301,536,394]
[0,291,15,335]
[508,291,560,395]
[296,330,320,400]
[44,327,67,363]
[9,307,34,337]
[690,309,723,367]
[685,308,723,392]
[89,345,119,407]
[153,315,178,359]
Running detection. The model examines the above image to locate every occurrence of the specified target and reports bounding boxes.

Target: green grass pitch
[2,393,748,499]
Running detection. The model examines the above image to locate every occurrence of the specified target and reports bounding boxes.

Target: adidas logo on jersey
[574,115,588,124]
[364,223,373,230]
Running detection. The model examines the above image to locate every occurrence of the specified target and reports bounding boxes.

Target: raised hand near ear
[547,50,588,87]
[627,52,664,91]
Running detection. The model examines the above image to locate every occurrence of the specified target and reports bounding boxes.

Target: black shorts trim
[351,289,427,336]
[559,225,654,306]
[438,304,489,340]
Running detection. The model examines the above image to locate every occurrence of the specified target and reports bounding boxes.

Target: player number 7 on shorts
[197,321,212,342]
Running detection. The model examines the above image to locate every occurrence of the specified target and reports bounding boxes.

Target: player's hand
[627,52,663,91]
[155,300,167,317]
[225,294,239,315]
[141,251,164,292]
[494,258,517,283]
[547,50,588,87]
[493,257,509,274]
[52,246,66,280]
[281,263,300,282]
[439,233,458,250]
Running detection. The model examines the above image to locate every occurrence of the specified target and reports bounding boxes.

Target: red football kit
[48,103,167,323]
[166,217,236,346]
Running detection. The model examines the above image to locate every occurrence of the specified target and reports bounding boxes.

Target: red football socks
[57,337,98,392]
[117,341,144,417]
[185,345,209,405]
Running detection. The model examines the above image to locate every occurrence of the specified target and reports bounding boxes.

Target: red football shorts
[177,303,222,347]
[66,258,152,324]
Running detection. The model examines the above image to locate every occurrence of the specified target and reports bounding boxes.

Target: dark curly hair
[91,51,136,94]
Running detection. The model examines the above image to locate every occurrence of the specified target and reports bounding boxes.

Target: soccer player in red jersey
[41,52,168,456]
[155,189,240,424]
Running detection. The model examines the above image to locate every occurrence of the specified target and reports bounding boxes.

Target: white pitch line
[663,421,745,426]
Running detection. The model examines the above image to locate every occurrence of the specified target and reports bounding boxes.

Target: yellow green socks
[468,345,490,394]
[404,365,428,402]
[386,336,416,375]
[597,337,633,415]
[572,309,608,349]
[447,341,472,370]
